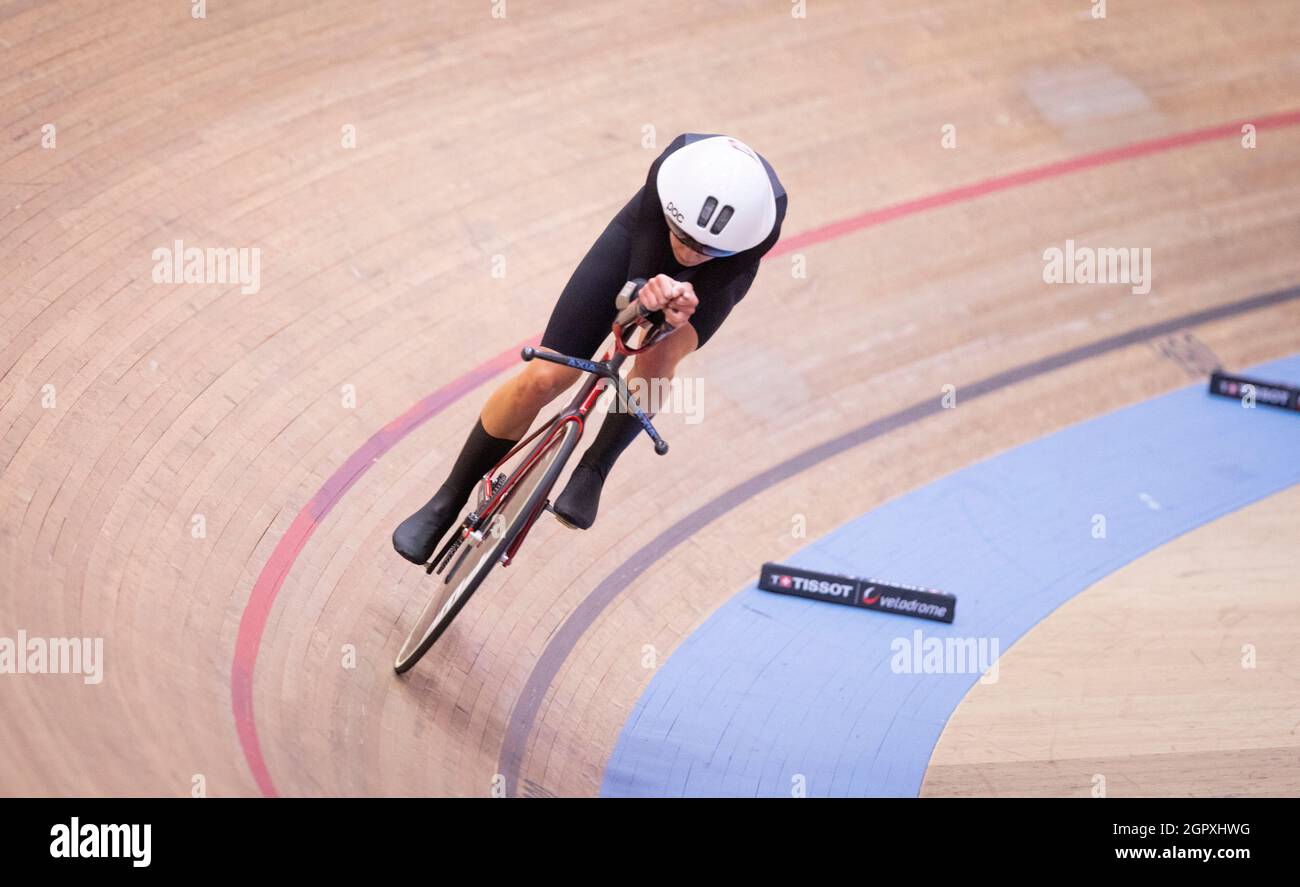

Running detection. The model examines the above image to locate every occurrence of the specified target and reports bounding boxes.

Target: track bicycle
[394,279,674,673]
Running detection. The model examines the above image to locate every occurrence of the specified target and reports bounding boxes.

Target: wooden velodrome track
[2,0,1298,797]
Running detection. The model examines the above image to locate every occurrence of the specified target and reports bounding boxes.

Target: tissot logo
[771,573,854,598]
[1255,386,1291,405]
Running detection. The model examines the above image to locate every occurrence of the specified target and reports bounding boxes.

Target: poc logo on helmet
[664,201,685,224]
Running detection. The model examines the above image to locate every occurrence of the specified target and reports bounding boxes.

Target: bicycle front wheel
[394,420,580,673]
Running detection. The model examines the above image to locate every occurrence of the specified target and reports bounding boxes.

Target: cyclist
[393,133,787,564]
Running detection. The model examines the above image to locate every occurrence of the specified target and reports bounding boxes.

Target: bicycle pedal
[545,500,579,530]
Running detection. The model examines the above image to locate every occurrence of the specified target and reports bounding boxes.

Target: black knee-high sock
[439,418,519,504]
[577,410,648,481]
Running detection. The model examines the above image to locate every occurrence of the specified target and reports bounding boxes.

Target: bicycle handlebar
[613,279,655,326]
[521,280,673,456]
[613,278,678,354]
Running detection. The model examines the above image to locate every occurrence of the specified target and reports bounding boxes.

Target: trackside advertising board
[758,562,956,624]
[1208,370,1300,412]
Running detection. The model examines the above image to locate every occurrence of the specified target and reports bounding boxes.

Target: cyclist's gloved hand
[640,274,697,329]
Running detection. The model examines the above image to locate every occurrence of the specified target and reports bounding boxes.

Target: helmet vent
[710,205,734,235]
[697,196,718,228]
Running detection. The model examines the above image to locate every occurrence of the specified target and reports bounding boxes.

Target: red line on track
[231,109,1300,796]
[231,337,536,796]
[769,110,1300,258]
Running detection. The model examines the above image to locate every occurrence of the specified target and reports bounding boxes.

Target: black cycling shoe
[552,463,604,530]
[392,486,465,564]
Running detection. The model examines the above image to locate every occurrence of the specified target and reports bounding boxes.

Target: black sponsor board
[1208,370,1300,412]
[758,561,956,624]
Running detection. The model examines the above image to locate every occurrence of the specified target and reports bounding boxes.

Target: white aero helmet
[657,136,777,258]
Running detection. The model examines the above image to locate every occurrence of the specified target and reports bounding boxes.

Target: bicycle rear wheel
[394,420,580,673]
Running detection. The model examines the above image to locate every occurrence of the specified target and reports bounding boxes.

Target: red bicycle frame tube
[474,348,616,533]
[466,287,673,558]
[509,418,579,553]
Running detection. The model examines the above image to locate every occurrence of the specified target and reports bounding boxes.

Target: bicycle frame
[425,285,674,576]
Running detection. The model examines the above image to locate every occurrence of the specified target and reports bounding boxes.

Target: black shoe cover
[392,486,464,564]
[552,464,604,530]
